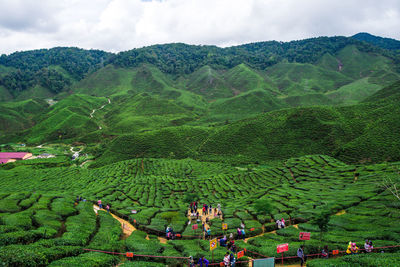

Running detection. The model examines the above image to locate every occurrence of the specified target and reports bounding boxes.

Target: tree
[381,172,400,202]
[313,211,331,245]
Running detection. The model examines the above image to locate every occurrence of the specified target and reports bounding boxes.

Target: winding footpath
[90,98,111,118]
[93,204,136,239]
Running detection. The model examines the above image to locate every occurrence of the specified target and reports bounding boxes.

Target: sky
[0,0,399,54]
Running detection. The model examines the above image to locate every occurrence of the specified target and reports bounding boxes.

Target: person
[189,256,195,267]
[97,199,102,209]
[76,196,80,202]
[297,245,307,266]
[217,203,221,213]
[202,205,206,215]
[227,239,234,250]
[229,232,234,240]
[106,204,110,213]
[209,204,212,214]
[276,219,282,229]
[346,242,359,254]
[364,239,370,252]
[198,256,209,267]
[229,241,236,253]
[229,252,236,267]
[237,228,242,239]
[321,245,329,259]
[223,252,230,266]
[79,196,82,201]
[281,218,285,228]
[367,241,373,253]
[205,204,208,215]
[220,236,227,247]
[206,228,211,239]
[241,228,245,240]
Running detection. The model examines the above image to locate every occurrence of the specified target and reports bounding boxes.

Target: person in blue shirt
[220,236,227,247]
[198,256,209,267]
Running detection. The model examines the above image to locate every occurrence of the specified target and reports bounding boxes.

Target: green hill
[0,98,48,134]
[104,93,196,133]
[94,81,400,166]
[185,66,232,99]
[266,62,352,96]
[352,32,400,50]
[207,89,287,122]
[19,94,108,144]
[223,63,278,95]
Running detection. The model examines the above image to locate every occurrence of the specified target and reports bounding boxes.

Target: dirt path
[93,205,136,239]
[244,229,276,243]
[90,98,111,119]
[187,207,223,238]
[158,237,168,244]
[335,210,346,216]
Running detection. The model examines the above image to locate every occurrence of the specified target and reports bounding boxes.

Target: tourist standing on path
[223,252,230,266]
[321,245,329,258]
[98,199,102,209]
[106,204,110,213]
[297,245,307,266]
[230,252,236,267]
[188,256,195,267]
[198,256,209,267]
[276,219,282,229]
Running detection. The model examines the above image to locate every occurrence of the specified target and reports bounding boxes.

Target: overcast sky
[0,0,399,54]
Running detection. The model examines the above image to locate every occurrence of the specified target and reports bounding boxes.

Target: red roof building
[0,158,14,164]
[0,152,32,162]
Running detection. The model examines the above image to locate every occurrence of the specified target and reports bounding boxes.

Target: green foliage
[48,252,119,267]
[88,210,123,251]
[253,198,273,216]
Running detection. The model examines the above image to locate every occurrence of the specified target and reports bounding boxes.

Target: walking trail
[93,205,136,239]
[187,206,223,238]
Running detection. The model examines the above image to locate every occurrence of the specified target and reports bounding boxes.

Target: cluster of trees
[109,36,398,75]
[0,47,110,97]
[0,69,72,96]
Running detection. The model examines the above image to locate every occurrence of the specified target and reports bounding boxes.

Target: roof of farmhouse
[0,152,32,159]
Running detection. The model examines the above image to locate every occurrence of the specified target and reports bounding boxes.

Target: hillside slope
[94,81,400,166]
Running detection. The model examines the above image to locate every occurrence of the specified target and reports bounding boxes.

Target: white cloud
[0,0,399,54]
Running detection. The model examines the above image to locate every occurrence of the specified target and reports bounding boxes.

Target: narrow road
[93,205,136,239]
[90,98,111,118]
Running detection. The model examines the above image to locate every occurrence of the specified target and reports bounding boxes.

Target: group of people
[74,196,87,205]
[276,218,286,229]
[236,227,245,240]
[189,202,222,217]
[97,199,111,213]
[219,235,237,253]
[165,226,176,240]
[346,240,373,254]
[298,239,375,267]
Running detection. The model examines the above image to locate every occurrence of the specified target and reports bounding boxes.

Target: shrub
[48,252,119,267]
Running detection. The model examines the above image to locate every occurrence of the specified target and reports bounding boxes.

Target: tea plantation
[0,155,399,266]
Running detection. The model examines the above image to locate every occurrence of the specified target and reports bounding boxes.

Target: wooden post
[281,252,284,265]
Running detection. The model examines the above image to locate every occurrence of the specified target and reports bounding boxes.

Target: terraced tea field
[0,155,399,266]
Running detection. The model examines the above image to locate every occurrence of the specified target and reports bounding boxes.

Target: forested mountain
[0,47,110,100]
[1,33,400,166]
[352,32,400,51]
